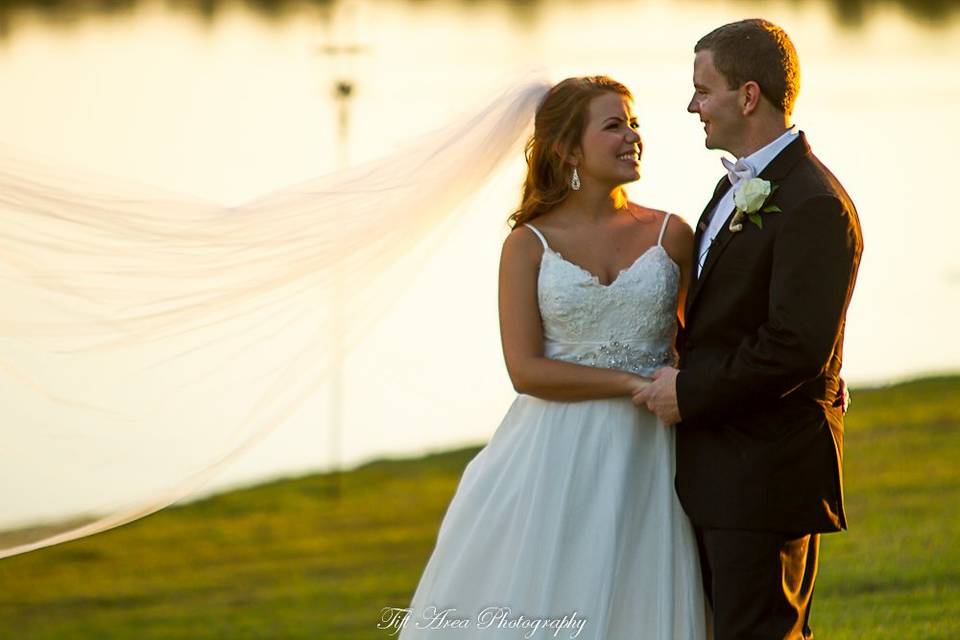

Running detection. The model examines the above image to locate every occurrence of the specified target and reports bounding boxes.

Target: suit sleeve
[676,195,862,423]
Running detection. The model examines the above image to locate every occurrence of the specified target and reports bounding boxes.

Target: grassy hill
[1,376,958,639]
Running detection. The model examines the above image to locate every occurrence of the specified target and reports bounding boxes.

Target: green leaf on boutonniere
[747,213,763,228]
[763,205,782,213]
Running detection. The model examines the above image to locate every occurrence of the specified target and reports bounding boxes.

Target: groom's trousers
[695,527,820,640]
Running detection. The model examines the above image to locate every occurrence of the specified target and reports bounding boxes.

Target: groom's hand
[632,367,681,425]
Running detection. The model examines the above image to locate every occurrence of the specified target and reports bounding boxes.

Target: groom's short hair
[695,19,800,116]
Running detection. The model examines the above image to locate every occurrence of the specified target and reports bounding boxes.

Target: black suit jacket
[675,132,863,534]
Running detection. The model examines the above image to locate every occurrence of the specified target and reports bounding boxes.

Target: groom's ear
[740,80,763,116]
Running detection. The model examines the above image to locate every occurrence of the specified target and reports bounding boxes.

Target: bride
[0,72,701,635]
[393,76,707,638]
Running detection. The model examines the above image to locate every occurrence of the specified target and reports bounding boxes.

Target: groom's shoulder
[788,149,853,206]
[781,152,861,240]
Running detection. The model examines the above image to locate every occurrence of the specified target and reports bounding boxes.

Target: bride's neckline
[542,244,676,289]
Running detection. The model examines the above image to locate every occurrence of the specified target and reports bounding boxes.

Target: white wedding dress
[396,213,706,639]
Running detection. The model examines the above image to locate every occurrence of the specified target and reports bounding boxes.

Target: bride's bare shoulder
[629,202,693,236]
[501,222,547,269]
[627,202,666,224]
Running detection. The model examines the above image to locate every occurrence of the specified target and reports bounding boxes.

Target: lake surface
[1,0,958,524]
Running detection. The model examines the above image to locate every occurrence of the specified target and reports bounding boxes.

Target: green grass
[0,376,957,639]
[812,376,960,638]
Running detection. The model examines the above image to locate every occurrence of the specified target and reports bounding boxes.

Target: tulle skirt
[395,394,707,639]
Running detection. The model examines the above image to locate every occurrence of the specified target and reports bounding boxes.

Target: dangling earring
[571,167,581,191]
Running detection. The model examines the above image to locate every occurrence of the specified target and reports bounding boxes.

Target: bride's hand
[627,375,652,400]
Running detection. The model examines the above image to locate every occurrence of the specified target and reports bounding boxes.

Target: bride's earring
[571,167,581,191]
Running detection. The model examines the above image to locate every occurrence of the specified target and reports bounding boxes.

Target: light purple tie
[721,156,757,186]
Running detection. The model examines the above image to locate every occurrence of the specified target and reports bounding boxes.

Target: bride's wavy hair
[508,75,633,228]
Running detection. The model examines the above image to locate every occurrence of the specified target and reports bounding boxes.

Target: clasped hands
[631,366,681,426]
[633,368,852,425]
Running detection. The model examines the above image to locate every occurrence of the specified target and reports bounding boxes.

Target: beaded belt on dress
[545,339,677,376]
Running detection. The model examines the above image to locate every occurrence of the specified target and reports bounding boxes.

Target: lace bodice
[524,214,680,376]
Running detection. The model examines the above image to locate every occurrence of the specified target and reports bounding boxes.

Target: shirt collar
[738,125,799,175]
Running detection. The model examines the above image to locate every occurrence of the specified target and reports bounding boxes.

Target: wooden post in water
[316,2,368,500]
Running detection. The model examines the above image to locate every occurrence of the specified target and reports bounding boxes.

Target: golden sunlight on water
[0,0,957,523]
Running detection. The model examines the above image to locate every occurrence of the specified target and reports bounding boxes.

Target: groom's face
[688,49,743,153]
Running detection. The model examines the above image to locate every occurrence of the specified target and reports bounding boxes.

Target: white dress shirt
[696,126,799,277]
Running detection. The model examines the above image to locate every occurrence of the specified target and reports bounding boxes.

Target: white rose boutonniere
[729,178,782,232]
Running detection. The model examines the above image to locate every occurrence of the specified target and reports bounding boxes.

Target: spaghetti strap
[523,223,549,250]
[657,212,673,246]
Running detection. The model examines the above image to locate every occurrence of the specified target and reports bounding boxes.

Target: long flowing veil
[0,74,551,558]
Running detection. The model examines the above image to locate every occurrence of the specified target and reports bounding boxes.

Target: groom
[636,19,863,639]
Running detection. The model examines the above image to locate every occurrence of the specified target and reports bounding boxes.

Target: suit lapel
[689,175,731,294]
[685,132,812,320]
[694,206,736,283]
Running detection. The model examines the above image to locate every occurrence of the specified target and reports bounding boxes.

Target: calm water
[1,0,958,518]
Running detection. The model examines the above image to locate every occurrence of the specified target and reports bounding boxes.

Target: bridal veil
[0,75,550,558]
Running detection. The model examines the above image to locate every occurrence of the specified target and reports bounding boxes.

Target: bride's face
[574,92,642,188]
